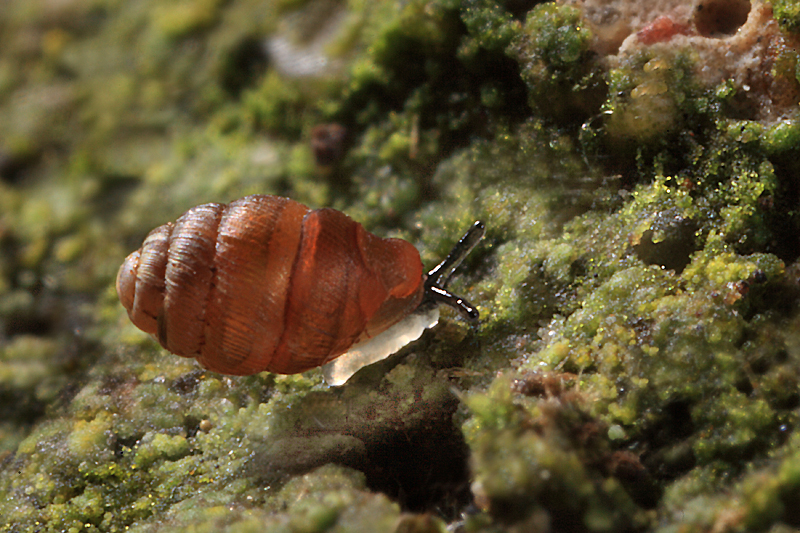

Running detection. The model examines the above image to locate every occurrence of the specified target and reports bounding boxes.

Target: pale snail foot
[321,307,440,386]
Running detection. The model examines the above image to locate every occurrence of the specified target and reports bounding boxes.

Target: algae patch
[4,0,800,531]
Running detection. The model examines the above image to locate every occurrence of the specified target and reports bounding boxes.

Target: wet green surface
[3,0,800,531]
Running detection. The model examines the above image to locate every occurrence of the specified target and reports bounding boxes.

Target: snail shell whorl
[116,195,425,375]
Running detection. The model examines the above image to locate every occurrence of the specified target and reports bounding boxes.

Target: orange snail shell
[116,195,428,376]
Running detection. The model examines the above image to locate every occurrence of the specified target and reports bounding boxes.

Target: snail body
[117,194,483,383]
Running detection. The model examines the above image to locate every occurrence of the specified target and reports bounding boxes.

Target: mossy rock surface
[3,0,800,531]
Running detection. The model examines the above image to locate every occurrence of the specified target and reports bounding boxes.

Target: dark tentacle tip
[422,220,485,321]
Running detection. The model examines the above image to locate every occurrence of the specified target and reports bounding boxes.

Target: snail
[117,194,484,385]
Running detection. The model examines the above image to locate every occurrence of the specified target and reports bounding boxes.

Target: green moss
[762,117,800,154]
[152,0,225,39]
[0,336,60,392]
[516,5,590,68]
[460,0,518,52]
[463,375,645,531]
[604,52,697,144]
[68,411,113,458]
[5,0,800,531]
[510,3,604,120]
[772,0,800,33]
[318,0,528,221]
[270,464,403,532]
[242,71,311,137]
[692,392,776,464]
[133,432,190,469]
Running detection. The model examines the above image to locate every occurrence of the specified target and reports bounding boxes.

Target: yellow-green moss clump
[773,0,800,34]
[4,0,800,531]
[463,375,650,531]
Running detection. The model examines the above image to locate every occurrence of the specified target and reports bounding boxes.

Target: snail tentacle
[422,220,485,321]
